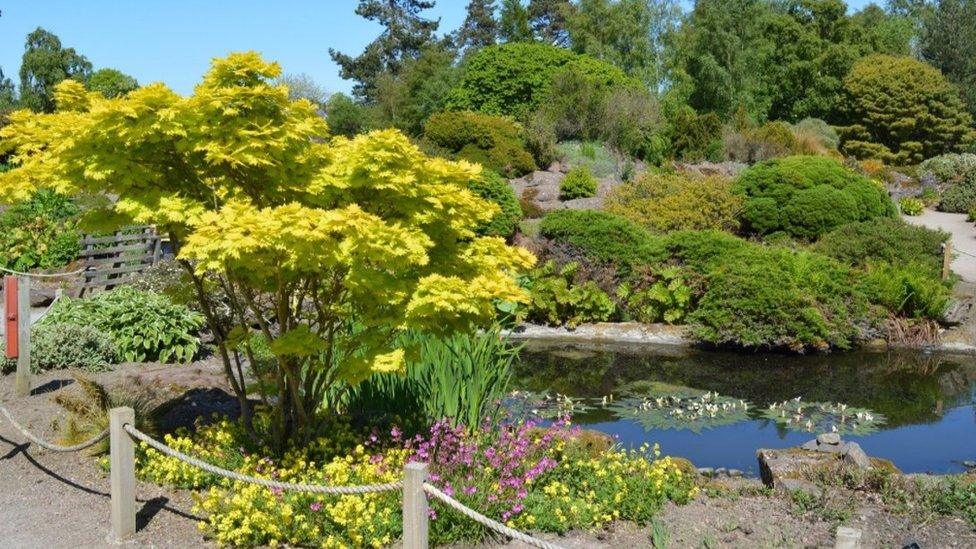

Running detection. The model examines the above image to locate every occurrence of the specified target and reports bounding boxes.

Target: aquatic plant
[760,397,886,435]
[607,391,752,433]
[504,390,598,420]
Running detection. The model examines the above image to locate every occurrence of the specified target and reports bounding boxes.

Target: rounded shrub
[539,209,666,271]
[838,55,975,164]
[559,166,598,200]
[468,170,522,238]
[918,153,976,185]
[605,172,742,233]
[938,175,976,213]
[734,155,895,239]
[0,322,118,373]
[445,43,631,120]
[423,110,535,177]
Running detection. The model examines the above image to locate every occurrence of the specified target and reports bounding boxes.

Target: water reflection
[514,341,976,474]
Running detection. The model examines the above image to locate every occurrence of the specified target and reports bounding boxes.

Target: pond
[512,341,976,476]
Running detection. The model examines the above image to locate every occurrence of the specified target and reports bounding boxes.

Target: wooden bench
[79,226,164,295]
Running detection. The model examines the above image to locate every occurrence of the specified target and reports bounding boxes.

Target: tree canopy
[86,68,138,98]
[18,27,92,113]
[0,52,533,444]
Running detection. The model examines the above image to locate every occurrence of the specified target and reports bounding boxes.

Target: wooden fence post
[15,275,30,397]
[943,241,953,280]
[109,407,136,541]
[403,462,429,549]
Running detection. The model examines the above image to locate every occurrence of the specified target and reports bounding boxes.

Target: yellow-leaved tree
[0,52,534,445]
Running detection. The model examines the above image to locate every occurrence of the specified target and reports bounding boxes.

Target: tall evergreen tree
[0,68,15,112]
[456,0,499,51]
[329,0,440,102]
[499,0,534,42]
[528,0,571,46]
[919,0,976,118]
[18,27,92,113]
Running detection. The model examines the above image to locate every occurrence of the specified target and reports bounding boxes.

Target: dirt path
[904,209,976,282]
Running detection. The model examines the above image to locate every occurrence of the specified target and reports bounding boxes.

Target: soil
[2,363,975,548]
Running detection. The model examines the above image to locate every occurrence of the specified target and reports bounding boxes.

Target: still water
[513,341,976,476]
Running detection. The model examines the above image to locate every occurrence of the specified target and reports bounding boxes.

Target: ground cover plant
[605,172,742,233]
[559,165,597,199]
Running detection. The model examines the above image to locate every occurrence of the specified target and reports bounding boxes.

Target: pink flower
[309,502,322,512]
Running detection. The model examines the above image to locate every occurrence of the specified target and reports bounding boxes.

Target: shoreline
[505,321,976,355]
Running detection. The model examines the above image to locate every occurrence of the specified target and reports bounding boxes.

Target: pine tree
[329,0,440,102]
[499,0,534,42]
[528,0,571,46]
[920,0,976,118]
[456,0,498,51]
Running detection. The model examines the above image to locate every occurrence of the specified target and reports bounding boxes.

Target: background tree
[528,0,572,45]
[324,92,372,137]
[0,68,15,112]
[919,0,976,118]
[86,68,138,98]
[19,27,92,112]
[566,0,680,89]
[0,53,533,446]
[837,54,975,163]
[275,73,330,107]
[328,0,440,102]
[499,0,534,42]
[374,44,459,135]
[456,0,498,52]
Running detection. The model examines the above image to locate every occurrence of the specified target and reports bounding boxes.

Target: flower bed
[136,416,697,547]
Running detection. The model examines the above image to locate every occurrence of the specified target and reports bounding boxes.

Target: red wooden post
[3,276,17,358]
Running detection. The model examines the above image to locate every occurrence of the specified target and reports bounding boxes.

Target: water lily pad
[607,391,752,433]
[760,397,886,435]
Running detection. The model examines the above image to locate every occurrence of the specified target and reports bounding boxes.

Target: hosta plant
[899,197,924,216]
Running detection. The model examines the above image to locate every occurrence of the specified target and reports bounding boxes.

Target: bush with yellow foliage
[0,52,534,447]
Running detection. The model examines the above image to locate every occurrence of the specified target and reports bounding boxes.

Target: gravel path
[904,209,976,282]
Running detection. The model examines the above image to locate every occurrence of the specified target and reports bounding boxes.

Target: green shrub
[606,172,742,233]
[936,167,976,213]
[920,186,940,207]
[813,218,948,275]
[0,189,81,271]
[668,108,722,162]
[723,121,801,163]
[899,197,924,215]
[445,43,632,120]
[539,210,666,272]
[44,287,205,363]
[524,261,616,327]
[559,166,597,199]
[735,155,895,239]
[1,323,118,374]
[659,230,752,272]
[837,55,975,164]
[556,141,618,178]
[919,153,976,185]
[325,92,372,138]
[468,170,522,238]
[861,262,950,319]
[423,111,535,177]
[688,246,871,351]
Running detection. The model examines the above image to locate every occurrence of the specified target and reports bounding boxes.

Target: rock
[728,469,743,478]
[835,526,863,549]
[963,460,976,470]
[817,433,841,445]
[841,442,873,470]
[697,467,715,477]
[800,439,819,451]
[715,467,728,476]
[778,478,822,496]
[30,288,59,307]
[757,448,835,490]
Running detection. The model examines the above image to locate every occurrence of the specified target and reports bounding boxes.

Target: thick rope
[0,403,108,452]
[423,483,565,549]
[0,265,89,278]
[29,291,63,327]
[123,423,402,495]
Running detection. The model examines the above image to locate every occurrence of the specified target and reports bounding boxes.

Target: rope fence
[0,265,89,278]
[0,402,108,452]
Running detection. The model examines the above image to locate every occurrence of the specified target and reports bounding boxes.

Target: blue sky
[1,0,877,97]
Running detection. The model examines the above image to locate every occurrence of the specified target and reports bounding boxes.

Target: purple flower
[309,502,322,512]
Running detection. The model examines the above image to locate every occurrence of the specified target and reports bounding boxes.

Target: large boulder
[758,436,878,492]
